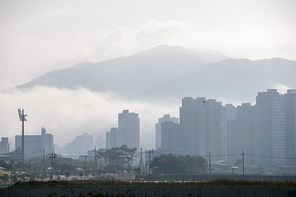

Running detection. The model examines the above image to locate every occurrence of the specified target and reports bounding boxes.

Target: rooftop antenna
[18,108,27,161]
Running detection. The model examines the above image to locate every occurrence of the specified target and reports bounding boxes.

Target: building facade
[155,114,178,149]
[0,137,9,154]
[106,110,140,150]
[255,89,296,166]
[118,110,140,149]
[222,104,237,161]
[64,133,93,156]
[15,127,53,159]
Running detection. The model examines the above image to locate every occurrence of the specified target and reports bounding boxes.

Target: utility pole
[148,149,151,181]
[18,108,27,161]
[242,150,245,180]
[49,149,56,179]
[42,148,45,181]
[209,152,211,181]
[94,147,97,179]
[140,147,142,175]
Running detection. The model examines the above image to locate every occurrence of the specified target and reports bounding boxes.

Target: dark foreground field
[1,179,295,197]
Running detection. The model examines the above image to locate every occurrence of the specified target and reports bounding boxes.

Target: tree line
[151,154,207,174]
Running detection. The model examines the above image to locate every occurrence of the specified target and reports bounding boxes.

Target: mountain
[139,58,296,103]
[17,45,224,95]
[17,45,296,104]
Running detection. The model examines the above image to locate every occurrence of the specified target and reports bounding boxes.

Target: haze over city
[0,0,296,151]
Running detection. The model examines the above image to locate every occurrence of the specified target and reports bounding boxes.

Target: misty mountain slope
[139,58,296,103]
[17,45,217,94]
[190,48,229,63]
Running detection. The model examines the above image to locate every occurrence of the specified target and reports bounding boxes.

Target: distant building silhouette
[221,104,237,161]
[160,97,222,161]
[106,128,118,149]
[15,127,53,159]
[0,137,9,154]
[106,110,140,150]
[161,121,183,155]
[155,114,178,149]
[95,135,105,149]
[226,103,255,164]
[64,133,93,156]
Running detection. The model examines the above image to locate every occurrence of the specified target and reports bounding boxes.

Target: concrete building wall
[155,114,178,150]
[15,127,53,159]
[118,110,140,149]
[160,121,183,155]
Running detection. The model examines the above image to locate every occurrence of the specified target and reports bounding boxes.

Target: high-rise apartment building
[256,89,295,166]
[221,104,237,161]
[155,114,179,149]
[160,97,222,160]
[64,133,93,156]
[226,103,256,164]
[15,127,53,159]
[285,89,296,160]
[180,97,207,156]
[0,137,9,154]
[95,136,105,149]
[161,121,183,155]
[118,110,140,149]
[106,110,140,150]
[106,128,118,149]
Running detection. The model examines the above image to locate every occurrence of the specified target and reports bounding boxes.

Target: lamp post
[18,108,27,161]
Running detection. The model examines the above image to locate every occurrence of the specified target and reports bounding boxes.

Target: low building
[15,127,53,159]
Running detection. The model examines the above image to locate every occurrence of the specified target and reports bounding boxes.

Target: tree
[151,154,207,174]
[97,145,137,172]
[65,171,70,180]
[79,170,83,179]
[2,174,9,184]
[12,175,18,183]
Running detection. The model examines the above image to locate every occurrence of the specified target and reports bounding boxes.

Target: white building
[227,120,249,164]
[15,127,53,159]
[155,114,178,149]
[0,137,9,154]
[106,128,118,149]
[118,110,140,149]
[95,135,105,149]
[106,110,140,150]
[159,97,222,161]
[256,89,296,166]
[161,121,183,155]
[222,104,237,161]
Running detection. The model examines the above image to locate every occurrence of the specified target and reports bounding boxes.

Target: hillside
[139,58,296,102]
[16,46,296,103]
[17,45,219,96]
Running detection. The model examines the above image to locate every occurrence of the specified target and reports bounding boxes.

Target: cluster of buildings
[156,89,296,167]
[1,89,295,169]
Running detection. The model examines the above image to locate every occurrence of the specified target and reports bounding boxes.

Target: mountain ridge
[15,45,296,104]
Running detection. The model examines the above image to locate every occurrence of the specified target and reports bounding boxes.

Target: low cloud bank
[0,86,179,150]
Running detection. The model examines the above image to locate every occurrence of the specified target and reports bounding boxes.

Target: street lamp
[18,108,27,161]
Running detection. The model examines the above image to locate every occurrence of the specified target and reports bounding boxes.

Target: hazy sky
[1,0,295,88]
[0,0,295,150]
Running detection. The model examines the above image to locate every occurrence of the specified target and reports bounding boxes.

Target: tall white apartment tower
[155,114,179,149]
[180,97,222,160]
[256,89,293,166]
[118,110,140,149]
[222,104,237,161]
[285,89,296,165]
[227,103,255,164]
